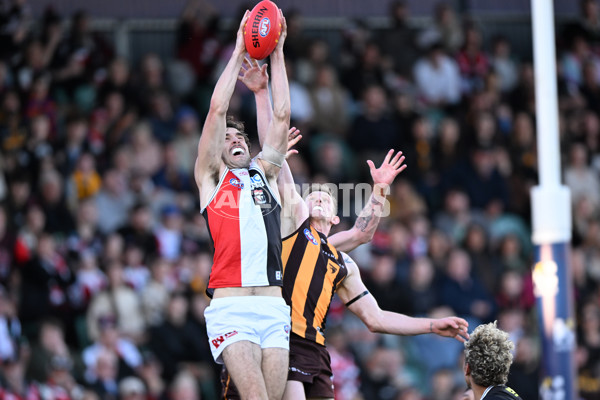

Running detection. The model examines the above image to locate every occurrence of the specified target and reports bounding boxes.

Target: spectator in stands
[95,169,135,234]
[19,233,75,333]
[379,0,418,78]
[117,376,146,400]
[439,248,495,323]
[349,84,396,156]
[82,315,142,382]
[172,106,201,173]
[490,36,519,93]
[418,2,463,54]
[308,64,350,137]
[86,261,145,343]
[456,25,490,94]
[414,42,461,108]
[565,141,600,211]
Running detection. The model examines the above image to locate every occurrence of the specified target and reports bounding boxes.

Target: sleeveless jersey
[281,219,347,345]
[202,159,283,290]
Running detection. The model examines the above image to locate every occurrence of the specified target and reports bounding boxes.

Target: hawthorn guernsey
[244,0,282,60]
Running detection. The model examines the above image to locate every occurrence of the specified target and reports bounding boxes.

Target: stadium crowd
[0,0,600,398]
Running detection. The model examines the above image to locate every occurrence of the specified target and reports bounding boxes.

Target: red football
[244,0,282,60]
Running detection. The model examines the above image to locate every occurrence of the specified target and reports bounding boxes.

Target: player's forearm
[209,49,246,115]
[353,183,388,242]
[370,311,432,336]
[255,87,272,147]
[270,50,289,117]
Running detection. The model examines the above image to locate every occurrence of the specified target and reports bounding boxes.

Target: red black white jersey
[202,159,283,290]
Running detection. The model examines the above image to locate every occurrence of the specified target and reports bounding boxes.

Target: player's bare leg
[222,341,268,400]
[261,347,289,400]
[283,381,306,400]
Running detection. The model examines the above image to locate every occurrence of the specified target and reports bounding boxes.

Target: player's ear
[331,215,340,226]
[464,362,471,376]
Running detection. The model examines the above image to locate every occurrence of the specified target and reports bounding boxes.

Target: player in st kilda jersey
[194,10,291,400]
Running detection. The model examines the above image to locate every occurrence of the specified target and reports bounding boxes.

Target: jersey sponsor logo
[259,18,270,37]
[304,228,318,245]
[284,324,290,334]
[229,178,244,189]
[211,330,239,349]
[250,173,267,190]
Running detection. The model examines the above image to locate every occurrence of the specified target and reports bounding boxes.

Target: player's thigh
[222,340,267,398]
[261,347,289,400]
[282,380,306,400]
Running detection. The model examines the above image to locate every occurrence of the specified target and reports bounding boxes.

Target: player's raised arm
[337,252,469,342]
[194,11,249,187]
[257,9,290,180]
[329,150,407,252]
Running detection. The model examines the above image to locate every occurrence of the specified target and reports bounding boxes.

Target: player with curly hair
[463,322,524,399]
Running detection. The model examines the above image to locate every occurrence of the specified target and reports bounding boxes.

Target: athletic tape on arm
[258,144,285,168]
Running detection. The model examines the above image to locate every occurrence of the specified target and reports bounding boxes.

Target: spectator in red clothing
[456,25,489,95]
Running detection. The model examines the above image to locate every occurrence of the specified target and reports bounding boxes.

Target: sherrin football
[244,0,282,60]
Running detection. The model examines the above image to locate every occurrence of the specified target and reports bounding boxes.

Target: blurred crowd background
[0,0,600,399]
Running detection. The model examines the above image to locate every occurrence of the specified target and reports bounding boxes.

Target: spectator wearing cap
[118,376,146,400]
[82,315,142,383]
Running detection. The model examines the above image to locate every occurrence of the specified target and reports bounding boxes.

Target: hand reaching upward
[239,57,268,93]
[367,149,407,188]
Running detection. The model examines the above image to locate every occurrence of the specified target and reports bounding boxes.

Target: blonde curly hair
[464,321,514,387]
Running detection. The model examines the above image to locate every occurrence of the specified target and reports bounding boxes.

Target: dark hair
[226,116,250,148]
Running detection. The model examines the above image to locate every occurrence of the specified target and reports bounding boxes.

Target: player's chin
[225,155,251,169]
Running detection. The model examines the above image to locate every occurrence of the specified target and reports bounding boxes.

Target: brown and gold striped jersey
[281,218,347,345]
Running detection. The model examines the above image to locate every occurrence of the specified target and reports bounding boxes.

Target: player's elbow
[209,97,229,115]
[272,102,291,122]
[362,313,384,333]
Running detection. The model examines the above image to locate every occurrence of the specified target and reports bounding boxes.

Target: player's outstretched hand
[431,317,470,343]
[234,10,250,55]
[286,127,301,159]
[367,149,407,187]
[239,57,268,93]
[274,9,287,52]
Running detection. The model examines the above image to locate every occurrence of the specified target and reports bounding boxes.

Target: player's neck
[472,383,494,400]
[309,218,332,236]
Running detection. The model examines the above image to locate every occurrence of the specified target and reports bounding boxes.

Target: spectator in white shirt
[414,42,461,107]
